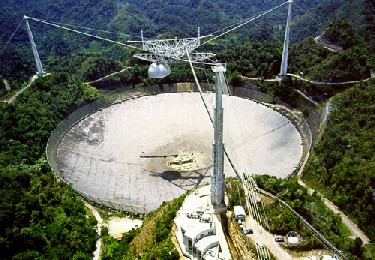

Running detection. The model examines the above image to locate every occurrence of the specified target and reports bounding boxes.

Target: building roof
[195,235,219,252]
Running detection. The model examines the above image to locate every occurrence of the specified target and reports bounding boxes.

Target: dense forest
[1,0,373,88]
[302,80,375,242]
[289,20,372,82]
[254,175,365,259]
[0,74,100,259]
[101,194,185,259]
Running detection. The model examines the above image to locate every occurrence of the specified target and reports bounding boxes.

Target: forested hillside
[292,0,375,48]
[289,21,372,82]
[0,0,329,87]
[101,195,186,259]
[118,0,323,37]
[0,74,100,259]
[1,0,373,88]
[302,79,375,242]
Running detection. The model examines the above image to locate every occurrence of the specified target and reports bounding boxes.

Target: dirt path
[294,88,319,106]
[84,202,103,260]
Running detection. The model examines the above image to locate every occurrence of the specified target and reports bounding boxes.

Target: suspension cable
[293,2,306,13]
[186,48,213,124]
[206,1,285,37]
[202,1,288,46]
[35,19,136,38]
[0,18,25,56]
[27,17,142,51]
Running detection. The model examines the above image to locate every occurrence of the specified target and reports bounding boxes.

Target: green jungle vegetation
[302,80,375,243]
[225,177,246,210]
[1,0,373,90]
[101,194,185,259]
[289,20,372,82]
[292,0,375,51]
[114,0,322,38]
[0,0,374,258]
[0,74,100,259]
[254,175,365,258]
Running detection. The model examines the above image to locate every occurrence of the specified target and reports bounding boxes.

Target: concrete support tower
[24,16,44,77]
[279,0,293,77]
[211,64,226,213]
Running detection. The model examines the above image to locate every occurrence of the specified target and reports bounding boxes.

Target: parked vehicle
[275,237,284,242]
[243,229,253,235]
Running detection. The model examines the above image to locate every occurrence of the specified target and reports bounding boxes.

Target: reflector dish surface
[56,93,303,212]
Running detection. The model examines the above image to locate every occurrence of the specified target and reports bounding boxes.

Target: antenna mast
[24,16,44,76]
[279,0,293,77]
[211,64,227,213]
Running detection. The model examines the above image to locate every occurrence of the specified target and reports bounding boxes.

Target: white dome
[148,63,171,78]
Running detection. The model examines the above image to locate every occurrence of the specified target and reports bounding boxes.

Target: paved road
[297,175,370,244]
[314,36,342,52]
[3,79,11,90]
[297,154,370,245]
[84,202,103,260]
[287,73,374,85]
[5,75,38,103]
[244,215,294,260]
[85,67,130,85]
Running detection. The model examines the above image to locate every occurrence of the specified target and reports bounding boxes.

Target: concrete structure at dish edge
[211,64,226,213]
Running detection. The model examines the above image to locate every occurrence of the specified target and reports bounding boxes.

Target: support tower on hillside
[211,64,227,213]
[279,0,293,77]
[24,16,44,77]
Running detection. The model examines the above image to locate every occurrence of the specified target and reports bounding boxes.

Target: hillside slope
[302,79,375,242]
[292,0,375,48]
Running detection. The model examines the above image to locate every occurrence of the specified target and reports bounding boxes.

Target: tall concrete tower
[211,64,226,213]
[24,16,45,77]
[279,0,293,77]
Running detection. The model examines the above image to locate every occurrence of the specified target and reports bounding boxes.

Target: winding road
[3,75,38,103]
[287,73,374,85]
[296,153,370,244]
[84,201,103,260]
[314,35,342,52]
[274,96,371,246]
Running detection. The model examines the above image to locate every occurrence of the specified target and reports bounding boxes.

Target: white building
[175,185,230,259]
